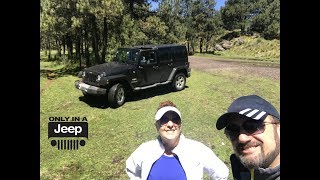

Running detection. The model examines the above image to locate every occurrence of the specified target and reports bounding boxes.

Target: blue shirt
[147,154,187,180]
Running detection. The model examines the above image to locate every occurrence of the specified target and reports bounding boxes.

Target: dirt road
[188,56,280,80]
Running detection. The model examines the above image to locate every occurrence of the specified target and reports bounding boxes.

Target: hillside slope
[196,35,280,63]
[216,35,280,62]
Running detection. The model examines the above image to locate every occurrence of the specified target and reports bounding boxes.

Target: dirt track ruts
[188,56,280,80]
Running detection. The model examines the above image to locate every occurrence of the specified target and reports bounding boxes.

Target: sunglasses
[224,120,277,140]
[159,115,181,126]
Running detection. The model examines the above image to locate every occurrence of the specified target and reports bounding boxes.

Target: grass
[40,60,279,179]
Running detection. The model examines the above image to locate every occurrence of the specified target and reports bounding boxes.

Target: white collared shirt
[126,134,229,180]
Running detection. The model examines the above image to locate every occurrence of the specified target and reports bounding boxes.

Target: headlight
[96,75,101,82]
[77,71,83,78]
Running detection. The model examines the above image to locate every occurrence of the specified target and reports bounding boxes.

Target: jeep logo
[48,122,88,138]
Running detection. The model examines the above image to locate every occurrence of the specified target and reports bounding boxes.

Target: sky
[149,0,226,11]
[215,0,226,10]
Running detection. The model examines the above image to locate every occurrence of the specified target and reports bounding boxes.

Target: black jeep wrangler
[75,44,191,108]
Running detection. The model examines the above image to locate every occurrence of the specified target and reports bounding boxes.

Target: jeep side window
[139,51,156,65]
[132,50,139,62]
[149,52,156,64]
[139,51,147,65]
[158,48,172,63]
[140,56,146,64]
[115,49,130,62]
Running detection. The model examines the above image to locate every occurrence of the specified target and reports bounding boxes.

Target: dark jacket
[254,165,280,180]
[230,154,280,180]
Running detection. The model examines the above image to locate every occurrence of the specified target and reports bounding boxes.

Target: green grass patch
[40,62,279,179]
[40,61,65,71]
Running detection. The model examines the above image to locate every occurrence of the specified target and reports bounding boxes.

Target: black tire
[82,92,94,99]
[108,83,126,108]
[172,73,186,91]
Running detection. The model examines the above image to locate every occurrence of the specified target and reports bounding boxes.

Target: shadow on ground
[78,85,189,109]
[40,66,81,79]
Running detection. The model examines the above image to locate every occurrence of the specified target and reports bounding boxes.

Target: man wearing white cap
[126,100,229,180]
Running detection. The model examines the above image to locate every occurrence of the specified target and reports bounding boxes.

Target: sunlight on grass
[40,61,65,70]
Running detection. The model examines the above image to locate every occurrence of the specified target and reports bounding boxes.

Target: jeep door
[157,47,174,82]
[137,50,160,86]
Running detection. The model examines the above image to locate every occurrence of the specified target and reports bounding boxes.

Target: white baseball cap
[155,106,182,121]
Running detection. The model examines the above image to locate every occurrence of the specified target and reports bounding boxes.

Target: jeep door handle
[153,65,159,69]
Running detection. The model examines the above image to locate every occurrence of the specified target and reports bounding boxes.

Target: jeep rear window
[174,46,187,60]
[158,48,172,62]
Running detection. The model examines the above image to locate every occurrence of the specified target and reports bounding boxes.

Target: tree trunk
[91,15,100,64]
[84,29,90,67]
[205,35,211,53]
[191,41,195,55]
[66,33,73,59]
[76,29,81,60]
[199,37,203,53]
[101,17,108,63]
[48,40,51,60]
[62,37,66,55]
[81,36,84,57]
[56,39,61,57]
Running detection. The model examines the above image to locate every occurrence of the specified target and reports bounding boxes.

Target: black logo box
[48,122,88,138]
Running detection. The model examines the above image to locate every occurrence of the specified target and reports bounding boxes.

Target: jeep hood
[84,61,135,76]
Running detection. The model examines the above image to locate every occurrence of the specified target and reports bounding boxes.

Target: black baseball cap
[216,95,280,130]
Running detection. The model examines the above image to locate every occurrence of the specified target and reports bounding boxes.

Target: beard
[237,146,279,169]
[236,129,280,169]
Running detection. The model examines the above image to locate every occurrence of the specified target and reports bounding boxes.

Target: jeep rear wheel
[108,83,125,108]
[172,73,186,91]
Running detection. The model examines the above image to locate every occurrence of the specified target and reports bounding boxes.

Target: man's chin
[162,135,177,141]
[161,134,179,145]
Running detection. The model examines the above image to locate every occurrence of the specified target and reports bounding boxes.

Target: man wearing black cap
[216,95,280,180]
[126,100,229,180]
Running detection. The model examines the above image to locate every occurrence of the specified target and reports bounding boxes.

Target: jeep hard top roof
[120,44,184,50]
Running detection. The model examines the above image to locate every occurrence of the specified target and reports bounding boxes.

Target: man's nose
[237,129,252,142]
[166,120,174,127]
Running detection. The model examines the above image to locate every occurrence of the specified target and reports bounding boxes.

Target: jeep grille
[83,72,98,85]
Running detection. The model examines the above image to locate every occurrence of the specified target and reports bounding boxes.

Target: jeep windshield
[113,48,140,64]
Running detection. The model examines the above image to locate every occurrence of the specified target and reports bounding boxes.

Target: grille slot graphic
[51,139,86,150]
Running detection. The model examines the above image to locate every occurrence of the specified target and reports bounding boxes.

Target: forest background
[40,0,280,66]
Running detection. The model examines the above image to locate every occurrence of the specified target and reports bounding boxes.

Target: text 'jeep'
[75,44,191,108]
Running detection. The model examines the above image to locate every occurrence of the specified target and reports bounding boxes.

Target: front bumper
[75,80,107,95]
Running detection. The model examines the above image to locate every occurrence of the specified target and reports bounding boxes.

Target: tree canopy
[40,0,280,66]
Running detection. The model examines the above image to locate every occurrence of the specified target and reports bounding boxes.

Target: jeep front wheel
[82,92,94,99]
[108,83,125,108]
[172,73,186,91]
